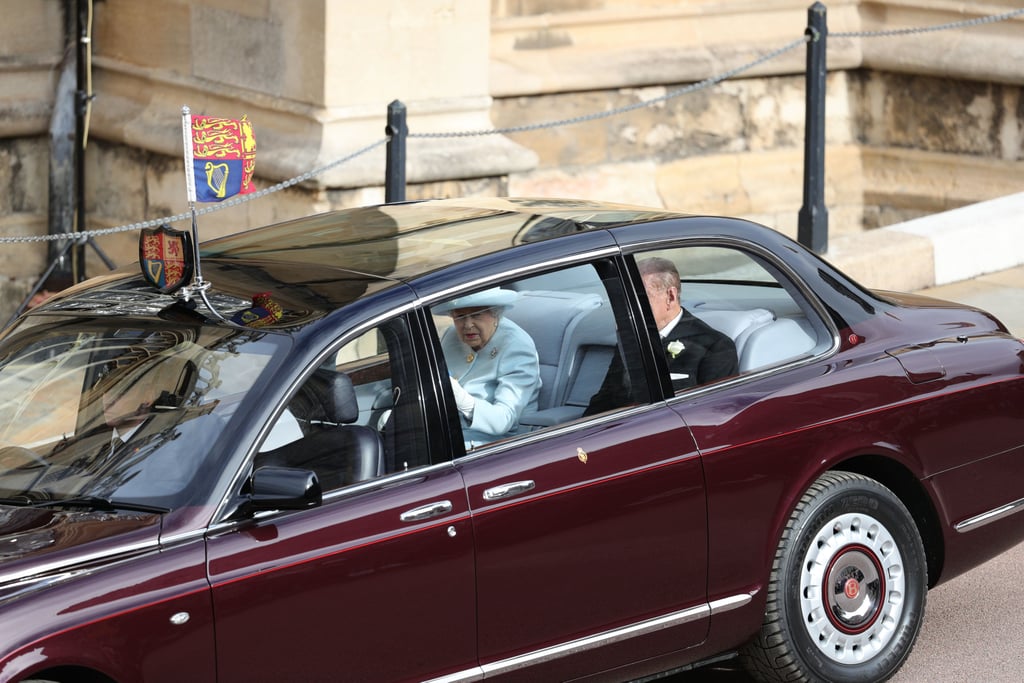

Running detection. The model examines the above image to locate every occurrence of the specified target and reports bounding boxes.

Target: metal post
[798,2,829,254]
[73,0,90,282]
[45,0,79,290]
[385,100,407,203]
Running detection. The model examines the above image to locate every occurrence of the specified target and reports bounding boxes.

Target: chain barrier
[0,138,389,245]
[833,6,1024,39]
[411,36,811,139]
[3,7,1020,246]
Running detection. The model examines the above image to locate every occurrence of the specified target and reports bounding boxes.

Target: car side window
[633,245,826,391]
[258,316,431,492]
[430,260,652,450]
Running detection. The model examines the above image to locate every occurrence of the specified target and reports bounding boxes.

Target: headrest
[325,371,359,424]
[297,369,358,425]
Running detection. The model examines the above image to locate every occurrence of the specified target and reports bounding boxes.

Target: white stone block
[888,192,1024,285]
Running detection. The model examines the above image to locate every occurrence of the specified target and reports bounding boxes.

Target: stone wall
[495,69,1024,242]
[0,137,51,300]
[37,67,1023,274]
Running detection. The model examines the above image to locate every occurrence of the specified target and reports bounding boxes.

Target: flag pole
[180,105,228,320]
[181,105,207,292]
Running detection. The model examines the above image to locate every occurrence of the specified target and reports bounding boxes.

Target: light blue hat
[434,288,518,315]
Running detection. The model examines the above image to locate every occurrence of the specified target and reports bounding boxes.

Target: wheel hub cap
[826,547,883,631]
[798,512,906,664]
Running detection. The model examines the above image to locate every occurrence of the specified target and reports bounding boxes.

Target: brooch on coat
[466,348,499,363]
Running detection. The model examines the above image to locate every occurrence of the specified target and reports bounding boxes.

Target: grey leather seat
[258,370,384,489]
[506,290,617,427]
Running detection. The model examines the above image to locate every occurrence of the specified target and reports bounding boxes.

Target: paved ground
[665,265,1024,683]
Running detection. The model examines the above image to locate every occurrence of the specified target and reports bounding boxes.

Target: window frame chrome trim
[210,296,426,526]
[417,246,621,314]
[451,400,659,467]
[617,235,842,369]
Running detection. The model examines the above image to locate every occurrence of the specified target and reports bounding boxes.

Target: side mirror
[248,466,322,512]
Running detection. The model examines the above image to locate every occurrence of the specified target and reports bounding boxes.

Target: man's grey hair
[638,256,680,292]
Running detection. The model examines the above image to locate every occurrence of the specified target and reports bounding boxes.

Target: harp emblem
[204,162,230,199]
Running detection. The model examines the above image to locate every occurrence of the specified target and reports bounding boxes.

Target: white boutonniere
[667,340,685,358]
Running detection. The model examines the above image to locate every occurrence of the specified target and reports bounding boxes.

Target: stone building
[1,0,1022,321]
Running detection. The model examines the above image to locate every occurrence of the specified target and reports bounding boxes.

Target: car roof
[23,198,685,330]
[200,196,683,282]
[25,197,883,333]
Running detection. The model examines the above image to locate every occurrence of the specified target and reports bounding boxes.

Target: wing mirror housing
[248,466,323,512]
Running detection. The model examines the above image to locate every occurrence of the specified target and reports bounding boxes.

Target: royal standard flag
[182,111,256,203]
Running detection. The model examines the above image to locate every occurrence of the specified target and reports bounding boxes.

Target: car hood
[0,505,162,587]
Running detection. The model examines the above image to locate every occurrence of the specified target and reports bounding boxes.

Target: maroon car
[0,197,1021,683]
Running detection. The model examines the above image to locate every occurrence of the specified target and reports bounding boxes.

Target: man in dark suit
[638,256,738,391]
[584,257,738,414]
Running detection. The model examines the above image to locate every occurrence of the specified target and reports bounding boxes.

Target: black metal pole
[798,2,829,254]
[385,100,407,203]
[73,0,89,281]
[44,0,78,290]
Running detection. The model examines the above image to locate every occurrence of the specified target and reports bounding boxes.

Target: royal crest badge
[230,292,283,328]
[139,225,194,294]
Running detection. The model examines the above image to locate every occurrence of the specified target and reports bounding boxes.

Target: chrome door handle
[400,500,453,522]
[483,480,535,501]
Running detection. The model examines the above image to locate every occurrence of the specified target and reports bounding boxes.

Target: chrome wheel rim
[798,512,906,664]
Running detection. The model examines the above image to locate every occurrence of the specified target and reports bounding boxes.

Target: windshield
[0,317,286,511]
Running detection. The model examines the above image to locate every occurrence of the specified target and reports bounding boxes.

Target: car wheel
[740,471,927,683]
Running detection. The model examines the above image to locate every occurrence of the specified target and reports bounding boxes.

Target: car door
[206,313,477,683]
[429,259,710,681]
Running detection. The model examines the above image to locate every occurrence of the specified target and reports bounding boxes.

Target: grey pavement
[891,544,1024,683]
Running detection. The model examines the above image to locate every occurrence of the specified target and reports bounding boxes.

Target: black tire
[740,471,927,683]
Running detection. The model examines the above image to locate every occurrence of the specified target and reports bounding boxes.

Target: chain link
[411,36,810,139]
[0,138,389,245]
[833,6,1024,39]
[2,8,1020,245]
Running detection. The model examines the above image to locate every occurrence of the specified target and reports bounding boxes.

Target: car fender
[0,539,214,683]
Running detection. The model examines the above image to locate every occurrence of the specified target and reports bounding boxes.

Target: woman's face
[450,306,499,351]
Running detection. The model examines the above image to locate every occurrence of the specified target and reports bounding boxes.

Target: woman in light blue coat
[435,288,541,449]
